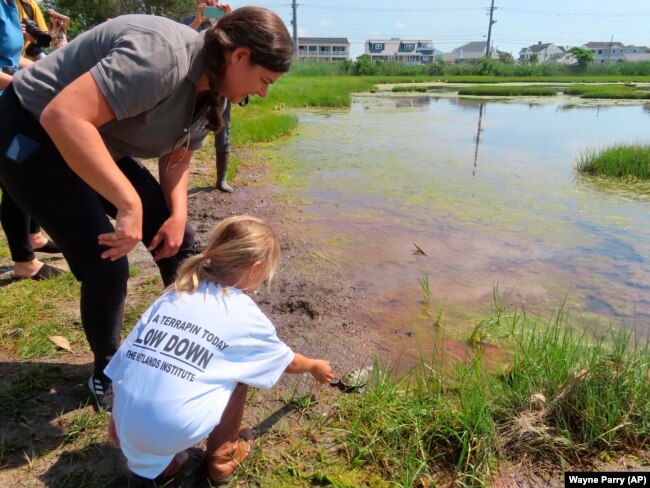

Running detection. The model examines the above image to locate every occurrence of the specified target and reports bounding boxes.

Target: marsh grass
[419,274,431,306]
[577,144,650,179]
[440,75,650,84]
[250,76,378,110]
[458,85,558,97]
[231,111,298,145]
[563,84,650,99]
[334,303,650,485]
[392,85,432,93]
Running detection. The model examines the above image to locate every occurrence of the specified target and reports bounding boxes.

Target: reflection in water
[472,102,486,177]
[557,104,610,113]
[449,96,484,111]
[270,97,650,353]
[392,96,431,110]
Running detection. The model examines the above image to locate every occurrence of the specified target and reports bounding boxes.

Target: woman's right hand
[98,206,143,260]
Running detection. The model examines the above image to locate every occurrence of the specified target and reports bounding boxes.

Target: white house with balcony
[297,37,350,61]
[518,41,565,63]
[365,38,437,64]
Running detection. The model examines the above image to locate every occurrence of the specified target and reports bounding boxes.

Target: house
[518,41,565,63]
[297,37,350,61]
[365,38,436,64]
[582,41,626,63]
[441,41,497,64]
[622,45,650,62]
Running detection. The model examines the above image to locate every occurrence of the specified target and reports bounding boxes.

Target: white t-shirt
[104,282,295,479]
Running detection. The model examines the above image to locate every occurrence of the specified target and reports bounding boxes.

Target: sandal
[159,450,191,478]
[14,263,65,281]
[208,427,254,484]
[33,240,60,254]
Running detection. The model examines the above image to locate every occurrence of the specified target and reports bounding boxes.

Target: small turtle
[331,365,373,393]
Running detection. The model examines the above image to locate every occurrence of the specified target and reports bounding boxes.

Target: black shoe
[33,240,61,253]
[88,374,113,412]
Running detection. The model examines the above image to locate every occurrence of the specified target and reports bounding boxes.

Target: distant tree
[41,0,195,37]
[354,54,378,75]
[498,51,515,64]
[478,56,497,75]
[568,46,594,68]
[529,53,539,65]
[427,56,446,75]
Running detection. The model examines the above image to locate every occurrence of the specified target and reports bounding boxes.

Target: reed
[577,144,650,179]
[563,84,650,99]
[334,302,650,485]
[231,112,298,145]
[458,85,558,96]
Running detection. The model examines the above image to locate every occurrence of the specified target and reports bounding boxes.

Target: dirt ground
[0,151,379,487]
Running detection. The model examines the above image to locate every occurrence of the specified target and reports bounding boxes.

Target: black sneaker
[88,374,113,412]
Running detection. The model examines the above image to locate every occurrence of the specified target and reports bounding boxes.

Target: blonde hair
[175,215,281,293]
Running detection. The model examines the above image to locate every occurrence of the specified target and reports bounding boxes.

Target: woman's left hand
[149,216,186,261]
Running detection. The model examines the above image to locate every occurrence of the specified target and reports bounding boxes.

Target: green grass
[250,76,378,109]
[563,84,650,99]
[231,111,298,145]
[458,85,559,96]
[577,144,650,179]
[334,304,650,485]
[0,273,84,358]
[440,75,650,83]
[392,85,432,93]
[0,364,62,418]
[0,261,162,359]
[288,58,650,79]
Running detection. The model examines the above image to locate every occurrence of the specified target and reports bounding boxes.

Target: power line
[500,7,650,17]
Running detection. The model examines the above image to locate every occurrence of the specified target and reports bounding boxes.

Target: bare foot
[13,259,45,279]
[29,232,49,249]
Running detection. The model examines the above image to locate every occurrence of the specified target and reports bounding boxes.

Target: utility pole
[484,0,497,58]
[606,34,613,63]
[291,0,298,58]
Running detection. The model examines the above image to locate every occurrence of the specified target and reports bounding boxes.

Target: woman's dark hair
[203,7,294,132]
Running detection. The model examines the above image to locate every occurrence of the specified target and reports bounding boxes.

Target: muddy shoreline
[186,153,379,388]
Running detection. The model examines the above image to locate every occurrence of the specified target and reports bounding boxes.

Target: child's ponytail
[174,215,280,293]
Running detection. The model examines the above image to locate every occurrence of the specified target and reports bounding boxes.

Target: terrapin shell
[340,365,372,389]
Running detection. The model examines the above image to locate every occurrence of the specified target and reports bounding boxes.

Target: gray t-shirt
[13,15,212,159]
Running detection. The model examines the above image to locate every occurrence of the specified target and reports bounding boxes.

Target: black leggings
[0,85,196,378]
[0,186,40,262]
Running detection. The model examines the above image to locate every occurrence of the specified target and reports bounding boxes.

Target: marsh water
[264,95,650,357]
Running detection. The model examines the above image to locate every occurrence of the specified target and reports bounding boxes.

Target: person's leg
[1,187,36,263]
[205,383,253,482]
[28,218,40,235]
[29,224,60,253]
[215,101,233,193]
[0,184,62,277]
[104,157,196,286]
[0,88,126,407]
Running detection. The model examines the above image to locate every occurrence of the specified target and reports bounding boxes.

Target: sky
[231,0,650,59]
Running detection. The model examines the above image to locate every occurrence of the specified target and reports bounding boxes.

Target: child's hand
[310,360,335,384]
